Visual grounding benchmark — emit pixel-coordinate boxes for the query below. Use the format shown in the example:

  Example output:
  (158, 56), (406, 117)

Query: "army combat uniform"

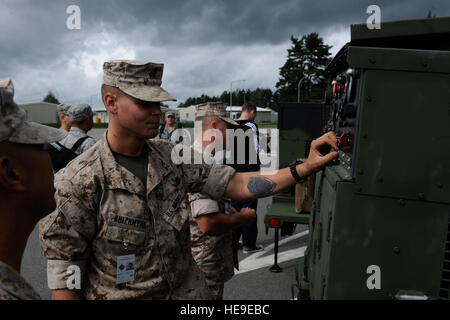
(56, 103), (71, 120)
(58, 127), (96, 155)
(158, 124), (178, 141)
(58, 104), (97, 155)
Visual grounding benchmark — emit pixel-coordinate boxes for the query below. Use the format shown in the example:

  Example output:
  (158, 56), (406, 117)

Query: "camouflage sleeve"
(154, 139), (236, 200)
(182, 163), (236, 200)
(39, 177), (98, 290)
(188, 193), (220, 218)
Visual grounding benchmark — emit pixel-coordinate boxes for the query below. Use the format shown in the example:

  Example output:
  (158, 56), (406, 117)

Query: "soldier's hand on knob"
(304, 131), (339, 174)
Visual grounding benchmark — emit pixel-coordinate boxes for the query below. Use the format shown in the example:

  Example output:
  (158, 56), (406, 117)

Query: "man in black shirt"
(229, 103), (263, 255)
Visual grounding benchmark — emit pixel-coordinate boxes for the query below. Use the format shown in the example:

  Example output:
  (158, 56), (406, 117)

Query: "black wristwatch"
(289, 159), (307, 183)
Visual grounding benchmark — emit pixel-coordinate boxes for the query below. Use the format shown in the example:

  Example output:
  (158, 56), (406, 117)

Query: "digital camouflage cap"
(68, 104), (95, 122)
(56, 104), (71, 117)
(0, 78), (67, 144)
(103, 60), (176, 102)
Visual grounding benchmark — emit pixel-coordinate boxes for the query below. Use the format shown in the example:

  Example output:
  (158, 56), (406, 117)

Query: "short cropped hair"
(194, 116), (216, 135)
(101, 84), (124, 104)
(242, 102), (256, 113)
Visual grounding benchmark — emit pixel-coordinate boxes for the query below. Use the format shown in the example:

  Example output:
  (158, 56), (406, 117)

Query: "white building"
(94, 106), (180, 124)
(226, 106), (277, 123)
(19, 102), (58, 123)
(178, 105), (197, 123)
(94, 110), (109, 123)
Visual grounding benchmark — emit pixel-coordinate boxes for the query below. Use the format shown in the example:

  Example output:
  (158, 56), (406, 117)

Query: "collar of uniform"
(98, 134), (145, 196)
(0, 260), (40, 300)
(98, 133), (171, 196)
(144, 139), (172, 195)
(69, 126), (87, 135)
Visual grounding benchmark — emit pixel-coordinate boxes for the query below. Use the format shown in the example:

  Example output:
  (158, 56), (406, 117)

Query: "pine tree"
(275, 33), (332, 103)
(426, 10), (436, 18)
(42, 91), (60, 104)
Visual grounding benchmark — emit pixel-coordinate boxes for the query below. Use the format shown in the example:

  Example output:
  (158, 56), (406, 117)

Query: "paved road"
(21, 128), (309, 300)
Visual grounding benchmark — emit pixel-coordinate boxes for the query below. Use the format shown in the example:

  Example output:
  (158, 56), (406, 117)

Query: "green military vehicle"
(265, 16), (450, 299)
(263, 102), (327, 272)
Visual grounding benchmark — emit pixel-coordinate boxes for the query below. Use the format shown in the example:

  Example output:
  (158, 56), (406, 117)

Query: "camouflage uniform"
(158, 111), (179, 141)
(0, 78), (66, 301)
(40, 135), (236, 300)
(56, 104), (71, 118)
(158, 124), (179, 141)
(188, 140), (234, 300)
(58, 104), (96, 155)
(58, 126), (96, 155)
(0, 261), (40, 300)
(40, 61), (237, 300)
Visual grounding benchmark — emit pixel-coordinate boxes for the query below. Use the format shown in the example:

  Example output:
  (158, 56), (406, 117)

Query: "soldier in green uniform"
(0, 78), (67, 300)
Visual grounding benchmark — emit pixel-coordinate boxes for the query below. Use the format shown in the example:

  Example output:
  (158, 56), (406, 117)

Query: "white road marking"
(235, 230), (309, 275)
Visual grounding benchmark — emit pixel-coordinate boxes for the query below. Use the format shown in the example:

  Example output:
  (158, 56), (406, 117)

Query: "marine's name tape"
(109, 214), (148, 231)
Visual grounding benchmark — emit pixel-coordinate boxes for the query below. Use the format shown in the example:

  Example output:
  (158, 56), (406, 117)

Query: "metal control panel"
(300, 16), (450, 300)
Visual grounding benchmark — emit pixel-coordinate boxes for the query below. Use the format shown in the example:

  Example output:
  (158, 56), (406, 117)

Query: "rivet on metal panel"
(369, 58), (376, 64)
(358, 169), (364, 175)
(362, 134), (368, 139)
(398, 199), (406, 206)
(418, 193), (425, 200)
(393, 247), (400, 254)
(421, 61), (428, 68)
(366, 96), (372, 102)
(436, 182), (443, 189)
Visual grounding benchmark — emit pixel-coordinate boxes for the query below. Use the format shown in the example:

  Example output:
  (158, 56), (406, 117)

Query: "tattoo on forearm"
(247, 177), (277, 196)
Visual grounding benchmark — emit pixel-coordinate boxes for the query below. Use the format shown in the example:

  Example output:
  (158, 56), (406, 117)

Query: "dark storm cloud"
(70, 0), (450, 45)
(1, 0), (450, 106)
(74, 0), (450, 43)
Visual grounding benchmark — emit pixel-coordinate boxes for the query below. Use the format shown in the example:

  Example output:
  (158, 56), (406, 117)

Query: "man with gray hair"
(56, 104), (72, 132)
(58, 103), (96, 155)
(0, 78), (67, 300)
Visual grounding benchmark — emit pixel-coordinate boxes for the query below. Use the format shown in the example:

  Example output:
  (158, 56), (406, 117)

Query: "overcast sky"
(1, 0), (449, 110)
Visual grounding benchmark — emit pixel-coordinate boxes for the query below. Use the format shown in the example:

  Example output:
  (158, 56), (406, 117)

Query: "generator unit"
(299, 17), (450, 299)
